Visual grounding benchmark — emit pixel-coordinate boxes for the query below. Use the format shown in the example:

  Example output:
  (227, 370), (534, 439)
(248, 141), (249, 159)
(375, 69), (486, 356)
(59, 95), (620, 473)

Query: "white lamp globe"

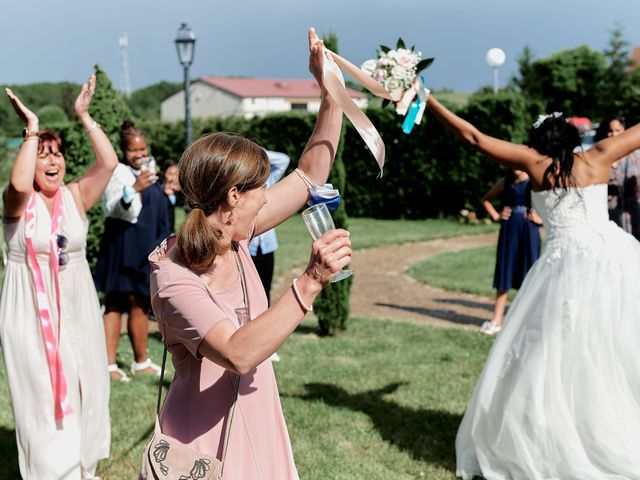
(486, 48), (506, 68)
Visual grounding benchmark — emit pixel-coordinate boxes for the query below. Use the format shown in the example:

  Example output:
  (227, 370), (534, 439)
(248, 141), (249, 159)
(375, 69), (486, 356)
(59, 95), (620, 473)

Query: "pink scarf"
(24, 189), (71, 421)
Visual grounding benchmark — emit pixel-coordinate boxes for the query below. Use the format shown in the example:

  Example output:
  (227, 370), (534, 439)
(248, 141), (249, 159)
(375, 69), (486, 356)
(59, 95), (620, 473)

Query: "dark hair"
(119, 119), (145, 153)
(161, 158), (178, 174)
(594, 116), (626, 142)
(37, 130), (65, 156)
(528, 115), (581, 189)
(176, 132), (270, 271)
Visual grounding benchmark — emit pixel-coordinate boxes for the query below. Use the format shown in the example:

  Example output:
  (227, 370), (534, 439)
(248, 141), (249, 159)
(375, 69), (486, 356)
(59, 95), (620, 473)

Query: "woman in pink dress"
(147, 29), (351, 479)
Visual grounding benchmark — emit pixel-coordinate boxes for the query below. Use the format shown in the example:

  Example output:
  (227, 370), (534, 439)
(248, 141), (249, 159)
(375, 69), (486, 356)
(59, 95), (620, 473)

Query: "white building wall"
(161, 83), (241, 121)
(161, 83), (369, 121)
(240, 97), (291, 118)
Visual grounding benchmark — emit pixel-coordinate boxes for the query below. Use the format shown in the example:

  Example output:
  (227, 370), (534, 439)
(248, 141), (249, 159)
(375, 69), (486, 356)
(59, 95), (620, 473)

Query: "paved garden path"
(272, 232), (500, 331)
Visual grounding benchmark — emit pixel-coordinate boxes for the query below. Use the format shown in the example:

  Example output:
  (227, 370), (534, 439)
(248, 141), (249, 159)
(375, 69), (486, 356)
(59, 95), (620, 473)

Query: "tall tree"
(61, 65), (132, 269)
(127, 81), (182, 119)
(313, 31), (353, 336)
(600, 24), (633, 118)
(517, 45), (606, 118)
(510, 45), (536, 92)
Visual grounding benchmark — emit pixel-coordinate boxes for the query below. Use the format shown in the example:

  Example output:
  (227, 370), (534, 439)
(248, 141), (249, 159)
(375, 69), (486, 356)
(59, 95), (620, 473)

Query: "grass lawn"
(0, 317), (493, 479)
(408, 245), (501, 298)
(0, 217), (499, 479)
(273, 216), (498, 279)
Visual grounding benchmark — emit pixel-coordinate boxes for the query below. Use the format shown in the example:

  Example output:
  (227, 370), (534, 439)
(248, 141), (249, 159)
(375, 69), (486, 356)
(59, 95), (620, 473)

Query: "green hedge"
(54, 84), (536, 271)
(342, 91), (535, 218)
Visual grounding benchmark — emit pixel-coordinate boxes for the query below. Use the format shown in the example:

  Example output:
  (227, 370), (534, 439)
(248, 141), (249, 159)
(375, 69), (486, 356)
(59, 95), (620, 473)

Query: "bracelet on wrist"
(22, 127), (39, 140)
(85, 120), (102, 134)
(292, 278), (313, 313)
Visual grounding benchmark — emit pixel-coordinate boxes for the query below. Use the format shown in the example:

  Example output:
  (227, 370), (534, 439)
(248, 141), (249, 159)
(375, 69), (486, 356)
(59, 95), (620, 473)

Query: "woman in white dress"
(425, 96), (640, 479)
(1, 77), (117, 479)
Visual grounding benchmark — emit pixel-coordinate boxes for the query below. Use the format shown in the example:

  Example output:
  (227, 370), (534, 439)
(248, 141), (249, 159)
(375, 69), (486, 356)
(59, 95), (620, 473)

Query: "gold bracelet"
(22, 127), (39, 140)
(292, 278), (313, 313)
(85, 120), (101, 134)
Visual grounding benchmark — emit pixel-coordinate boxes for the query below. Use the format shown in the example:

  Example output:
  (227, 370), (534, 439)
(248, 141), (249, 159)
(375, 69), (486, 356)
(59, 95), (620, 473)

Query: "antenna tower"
(119, 34), (131, 97)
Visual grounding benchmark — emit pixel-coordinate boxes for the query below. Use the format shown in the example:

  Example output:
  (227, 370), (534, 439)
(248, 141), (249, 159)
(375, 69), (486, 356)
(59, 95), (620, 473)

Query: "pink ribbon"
(25, 189), (71, 421)
(321, 49), (387, 175)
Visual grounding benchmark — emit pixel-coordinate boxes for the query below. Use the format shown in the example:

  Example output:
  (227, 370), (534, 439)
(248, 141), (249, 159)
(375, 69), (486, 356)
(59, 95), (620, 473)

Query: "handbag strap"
(154, 241), (250, 472)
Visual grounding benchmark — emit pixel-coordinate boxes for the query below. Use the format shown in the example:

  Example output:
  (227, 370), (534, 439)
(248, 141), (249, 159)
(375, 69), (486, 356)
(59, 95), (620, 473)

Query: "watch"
(22, 127), (39, 140)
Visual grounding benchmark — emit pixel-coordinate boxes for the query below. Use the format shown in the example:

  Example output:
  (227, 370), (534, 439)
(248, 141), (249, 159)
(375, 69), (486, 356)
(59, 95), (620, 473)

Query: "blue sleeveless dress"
(493, 179), (541, 291)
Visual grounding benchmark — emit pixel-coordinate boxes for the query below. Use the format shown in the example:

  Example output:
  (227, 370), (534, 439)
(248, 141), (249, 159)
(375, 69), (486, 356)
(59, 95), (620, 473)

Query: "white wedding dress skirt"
(456, 184), (640, 480)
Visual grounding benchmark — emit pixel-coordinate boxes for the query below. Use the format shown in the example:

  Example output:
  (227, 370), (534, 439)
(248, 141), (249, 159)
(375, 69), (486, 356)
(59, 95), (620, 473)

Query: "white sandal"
(108, 364), (131, 383)
(480, 321), (502, 336)
(131, 358), (161, 376)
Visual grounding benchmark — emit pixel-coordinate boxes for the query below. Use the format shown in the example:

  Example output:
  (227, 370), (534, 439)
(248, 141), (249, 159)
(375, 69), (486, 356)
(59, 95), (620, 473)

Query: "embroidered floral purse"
(140, 243), (247, 480)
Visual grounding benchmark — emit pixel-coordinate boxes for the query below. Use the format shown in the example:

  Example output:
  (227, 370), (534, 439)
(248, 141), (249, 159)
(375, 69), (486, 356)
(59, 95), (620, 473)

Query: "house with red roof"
(161, 76), (368, 121)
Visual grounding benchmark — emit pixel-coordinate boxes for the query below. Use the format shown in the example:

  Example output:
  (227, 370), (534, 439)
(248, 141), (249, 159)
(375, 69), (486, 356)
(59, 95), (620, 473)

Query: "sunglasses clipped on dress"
(57, 234), (69, 266)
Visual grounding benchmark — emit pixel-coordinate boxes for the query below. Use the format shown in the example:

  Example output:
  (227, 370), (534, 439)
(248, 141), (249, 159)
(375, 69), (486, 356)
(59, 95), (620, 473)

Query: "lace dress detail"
(456, 184), (640, 479)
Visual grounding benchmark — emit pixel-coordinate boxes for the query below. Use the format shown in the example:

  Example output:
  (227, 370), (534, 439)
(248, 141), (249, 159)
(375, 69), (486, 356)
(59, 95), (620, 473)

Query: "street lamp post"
(175, 23), (196, 148)
(485, 48), (506, 94)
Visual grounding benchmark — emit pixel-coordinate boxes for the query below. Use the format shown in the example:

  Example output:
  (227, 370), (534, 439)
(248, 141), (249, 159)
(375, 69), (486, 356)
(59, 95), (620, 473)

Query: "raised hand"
(75, 74), (96, 119)
(134, 170), (158, 192)
(308, 27), (327, 94)
(5, 88), (39, 130)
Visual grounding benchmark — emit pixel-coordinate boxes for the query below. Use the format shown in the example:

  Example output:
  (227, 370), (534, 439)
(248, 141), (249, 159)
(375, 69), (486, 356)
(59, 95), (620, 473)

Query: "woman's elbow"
(223, 348), (258, 375)
(462, 131), (482, 148)
(226, 356), (254, 375)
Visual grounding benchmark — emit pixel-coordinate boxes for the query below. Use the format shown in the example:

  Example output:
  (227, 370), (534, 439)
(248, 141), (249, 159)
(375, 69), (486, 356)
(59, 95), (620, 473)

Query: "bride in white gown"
(425, 97), (640, 479)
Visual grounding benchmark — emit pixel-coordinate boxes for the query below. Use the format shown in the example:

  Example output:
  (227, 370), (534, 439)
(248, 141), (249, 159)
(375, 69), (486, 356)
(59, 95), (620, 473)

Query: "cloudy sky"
(2, 0), (639, 93)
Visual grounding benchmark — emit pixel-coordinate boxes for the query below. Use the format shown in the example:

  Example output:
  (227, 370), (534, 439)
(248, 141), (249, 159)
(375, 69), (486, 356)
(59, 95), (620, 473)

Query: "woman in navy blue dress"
(94, 121), (171, 381)
(480, 169), (542, 335)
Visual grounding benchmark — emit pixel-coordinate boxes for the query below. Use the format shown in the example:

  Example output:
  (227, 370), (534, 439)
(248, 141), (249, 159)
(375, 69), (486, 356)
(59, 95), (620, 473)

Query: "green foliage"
(511, 26), (640, 125)
(0, 82), (80, 136)
(312, 31), (353, 336)
(127, 81), (181, 119)
(409, 245), (515, 300)
(0, 316), (493, 479)
(313, 127), (352, 335)
(342, 93), (528, 218)
(321, 31), (339, 54)
(523, 45), (606, 118)
(37, 105), (68, 127)
(0, 140), (9, 186)
(56, 65), (132, 270)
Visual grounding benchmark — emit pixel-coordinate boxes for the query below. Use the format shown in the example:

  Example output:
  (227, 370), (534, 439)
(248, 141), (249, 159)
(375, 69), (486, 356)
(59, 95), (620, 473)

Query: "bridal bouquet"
(360, 39), (433, 133)
(319, 37), (433, 174)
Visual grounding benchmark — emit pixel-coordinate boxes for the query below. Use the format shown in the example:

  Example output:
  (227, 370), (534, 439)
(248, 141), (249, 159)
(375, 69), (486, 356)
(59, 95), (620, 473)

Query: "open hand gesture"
(308, 27), (327, 94)
(75, 74), (96, 119)
(5, 88), (39, 129)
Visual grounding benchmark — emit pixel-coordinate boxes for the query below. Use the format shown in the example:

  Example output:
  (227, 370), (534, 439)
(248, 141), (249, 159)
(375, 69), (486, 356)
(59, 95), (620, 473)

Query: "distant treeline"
(0, 81), (180, 137)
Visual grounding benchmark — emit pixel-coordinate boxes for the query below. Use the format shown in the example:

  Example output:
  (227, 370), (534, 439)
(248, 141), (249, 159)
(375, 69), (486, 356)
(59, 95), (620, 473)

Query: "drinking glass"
(301, 203), (353, 282)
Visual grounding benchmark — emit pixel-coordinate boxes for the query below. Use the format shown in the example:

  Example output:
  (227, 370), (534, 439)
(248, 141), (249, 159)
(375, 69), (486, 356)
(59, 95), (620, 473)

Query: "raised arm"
(255, 28), (343, 235)
(427, 96), (542, 172)
(2, 89), (40, 219)
(201, 229), (351, 373)
(67, 75), (118, 212)
(589, 122), (640, 167)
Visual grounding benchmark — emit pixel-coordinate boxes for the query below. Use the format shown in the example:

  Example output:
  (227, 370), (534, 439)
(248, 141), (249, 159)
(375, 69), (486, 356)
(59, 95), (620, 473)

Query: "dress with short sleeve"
(148, 238), (299, 480)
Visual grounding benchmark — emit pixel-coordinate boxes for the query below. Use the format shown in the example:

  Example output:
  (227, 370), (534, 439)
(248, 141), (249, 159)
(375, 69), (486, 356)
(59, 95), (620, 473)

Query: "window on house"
(291, 103), (307, 110)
